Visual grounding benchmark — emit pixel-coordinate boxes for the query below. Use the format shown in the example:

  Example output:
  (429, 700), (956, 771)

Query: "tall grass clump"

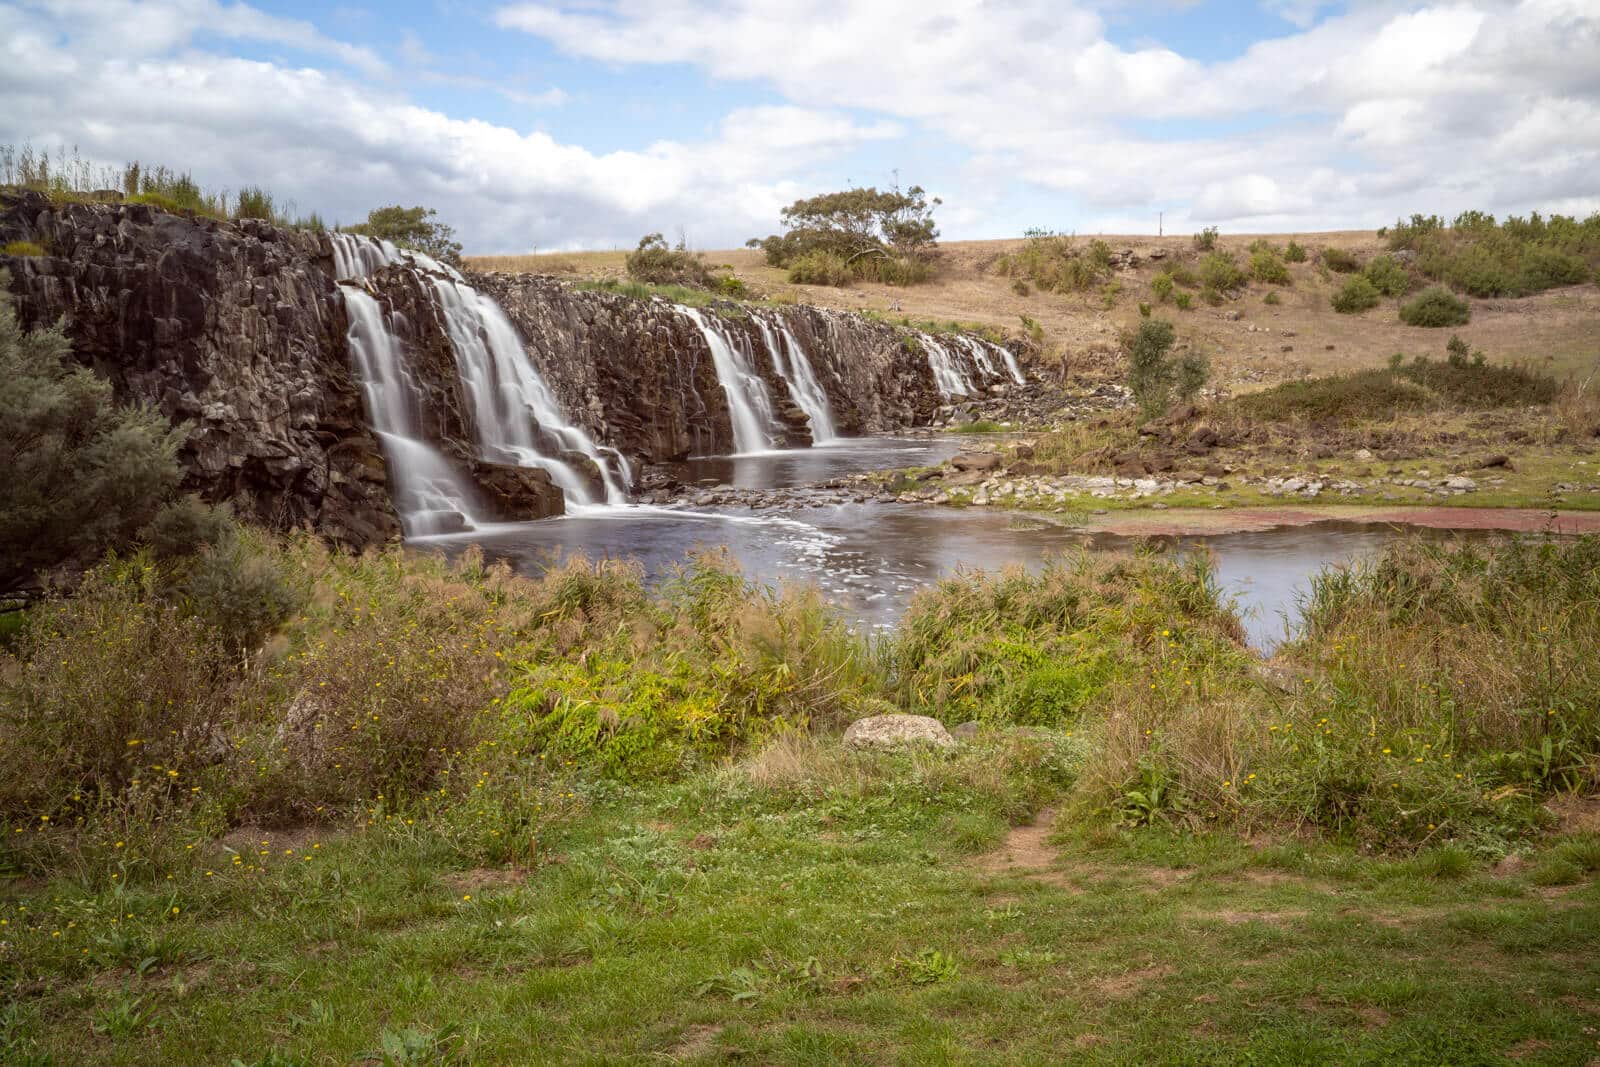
(889, 551), (1248, 731)
(992, 231), (1112, 294)
(1067, 536), (1600, 848)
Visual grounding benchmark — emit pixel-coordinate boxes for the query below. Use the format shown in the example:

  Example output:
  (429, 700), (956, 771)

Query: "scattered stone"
(951, 452), (1004, 472)
(843, 714), (956, 751)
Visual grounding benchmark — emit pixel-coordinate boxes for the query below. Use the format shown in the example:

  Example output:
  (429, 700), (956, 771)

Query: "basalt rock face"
(0, 190), (400, 545)
(469, 273), (949, 461)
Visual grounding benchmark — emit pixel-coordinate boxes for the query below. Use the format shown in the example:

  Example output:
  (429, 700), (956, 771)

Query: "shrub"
(1174, 292), (1193, 311)
(1323, 246), (1360, 273)
(345, 205), (463, 268)
(1193, 226), (1219, 251)
(1125, 318), (1180, 416)
(1200, 251), (1246, 292)
(1363, 254), (1410, 297)
(1331, 275), (1381, 314)
(787, 250), (852, 286)
(1175, 351), (1210, 402)
(1389, 209), (1600, 297)
(1399, 286), (1471, 327)
(2, 240), (44, 257)
(1236, 370), (1433, 423)
(1011, 278), (1029, 296)
(993, 230), (1109, 293)
(1150, 273), (1174, 303)
(0, 277), (185, 594)
(1284, 240), (1308, 263)
(626, 233), (712, 286)
(1263, 290), (1282, 306)
(0, 559), (237, 820)
(1249, 248), (1290, 285)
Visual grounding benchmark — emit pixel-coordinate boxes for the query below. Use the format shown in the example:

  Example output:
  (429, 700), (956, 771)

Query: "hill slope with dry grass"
(469, 231), (1600, 392)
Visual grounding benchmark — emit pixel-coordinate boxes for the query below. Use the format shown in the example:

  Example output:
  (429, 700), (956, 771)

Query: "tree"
(748, 183), (941, 285)
(625, 233), (712, 286)
(346, 205), (463, 267)
(1124, 318), (1207, 416)
(0, 274), (185, 594)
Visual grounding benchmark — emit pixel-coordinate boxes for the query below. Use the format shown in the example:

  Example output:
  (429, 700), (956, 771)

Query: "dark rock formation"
(0, 190), (400, 545)
(468, 274), (955, 461)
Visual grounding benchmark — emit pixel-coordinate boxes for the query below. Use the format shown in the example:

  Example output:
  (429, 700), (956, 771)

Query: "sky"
(2, 0), (1597, 254)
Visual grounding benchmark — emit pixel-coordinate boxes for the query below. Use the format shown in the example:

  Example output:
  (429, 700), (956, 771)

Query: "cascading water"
(753, 313), (837, 443)
(333, 232), (630, 510)
(338, 285), (484, 536)
(430, 277), (629, 506)
(918, 332), (977, 398)
(681, 306), (781, 454)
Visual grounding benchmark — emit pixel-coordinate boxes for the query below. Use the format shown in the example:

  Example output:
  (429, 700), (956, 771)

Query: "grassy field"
(3, 534), (1600, 1063)
(2, 750), (1596, 1064)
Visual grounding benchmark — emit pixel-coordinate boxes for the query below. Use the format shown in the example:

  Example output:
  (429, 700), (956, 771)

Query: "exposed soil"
(1081, 505), (1600, 538)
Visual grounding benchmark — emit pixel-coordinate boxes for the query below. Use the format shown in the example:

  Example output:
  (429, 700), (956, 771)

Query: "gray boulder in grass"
(842, 714), (956, 751)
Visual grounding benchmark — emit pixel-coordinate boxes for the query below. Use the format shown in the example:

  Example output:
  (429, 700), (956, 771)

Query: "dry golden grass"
(466, 232), (1600, 389)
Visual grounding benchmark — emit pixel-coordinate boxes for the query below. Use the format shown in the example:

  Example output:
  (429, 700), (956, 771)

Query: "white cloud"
(495, 0), (1600, 231)
(0, 1), (901, 251)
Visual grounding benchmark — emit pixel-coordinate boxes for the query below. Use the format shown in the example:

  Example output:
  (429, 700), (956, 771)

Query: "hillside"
(469, 232), (1600, 390)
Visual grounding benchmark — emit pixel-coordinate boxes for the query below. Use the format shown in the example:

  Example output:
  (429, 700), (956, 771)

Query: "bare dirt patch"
(444, 868), (528, 894)
(1197, 908), (1308, 925)
(971, 810), (1074, 886)
(1093, 963), (1176, 999)
(1547, 794), (1600, 835)
(669, 1024), (724, 1061)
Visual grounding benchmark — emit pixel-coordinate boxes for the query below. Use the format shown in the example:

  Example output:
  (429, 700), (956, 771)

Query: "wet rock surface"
(0, 190), (399, 545)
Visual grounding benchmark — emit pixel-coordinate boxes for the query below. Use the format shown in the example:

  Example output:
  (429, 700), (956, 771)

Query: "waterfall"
(430, 277), (629, 506)
(680, 306), (781, 454)
(338, 285), (484, 536)
(333, 232), (630, 510)
(918, 332), (976, 398)
(753, 313), (837, 444)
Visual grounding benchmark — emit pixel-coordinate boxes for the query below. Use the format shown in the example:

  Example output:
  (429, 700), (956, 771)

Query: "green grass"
(1235, 358), (1557, 423)
(948, 419), (1007, 434)
(1, 752), (1595, 1064)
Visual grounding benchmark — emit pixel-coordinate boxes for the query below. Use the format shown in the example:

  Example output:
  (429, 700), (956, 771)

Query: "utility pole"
(1158, 211), (1164, 237)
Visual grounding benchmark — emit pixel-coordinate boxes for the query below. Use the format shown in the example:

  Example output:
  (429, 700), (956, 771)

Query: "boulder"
(843, 714), (956, 751)
(951, 451), (1004, 472)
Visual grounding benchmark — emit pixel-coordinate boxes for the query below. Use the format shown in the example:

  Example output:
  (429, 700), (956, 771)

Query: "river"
(422, 437), (1501, 652)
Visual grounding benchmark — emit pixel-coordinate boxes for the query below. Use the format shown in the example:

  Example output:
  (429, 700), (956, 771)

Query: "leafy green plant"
(624, 233), (712, 286)
(1193, 226), (1218, 252)
(1399, 286), (1471, 327)
(365, 1024), (465, 1066)
(902, 948), (959, 984)
(1174, 292), (1193, 311)
(1200, 251), (1246, 292)
(1323, 246), (1360, 273)
(345, 205), (463, 267)
(1263, 290), (1281, 306)
(1150, 273), (1174, 303)
(1363, 254), (1410, 297)
(1249, 247), (1290, 285)
(1284, 240), (1308, 263)
(1331, 275), (1380, 314)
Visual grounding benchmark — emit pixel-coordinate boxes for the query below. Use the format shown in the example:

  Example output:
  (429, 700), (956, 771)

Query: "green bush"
(993, 231), (1109, 293)
(1284, 240), (1308, 263)
(1363, 254), (1410, 297)
(1193, 226), (1219, 252)
(625, 233), (712, 286)
(344, 205), (463, 268)
(1200, 251), (1246, 292)
(1249, 248), (1290, 285)
(787, 250), (852, 286)
(1389, 209), (1600, 297)
(1174, 292), (1193, 311)
(1121, 318), (1204, 416)
(750, 184), (939, 287)
(1150, 273), (1174, 303)
(1399, 286), (1471, 327)
(1322, 246), (1360, 273)
(233, 186), (275, 221)
(1236, 370), (1433, 423)
(1263, 291), (1282, 306)
(0, 277), (185, 594)
(1331, 275), (1381, 314)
